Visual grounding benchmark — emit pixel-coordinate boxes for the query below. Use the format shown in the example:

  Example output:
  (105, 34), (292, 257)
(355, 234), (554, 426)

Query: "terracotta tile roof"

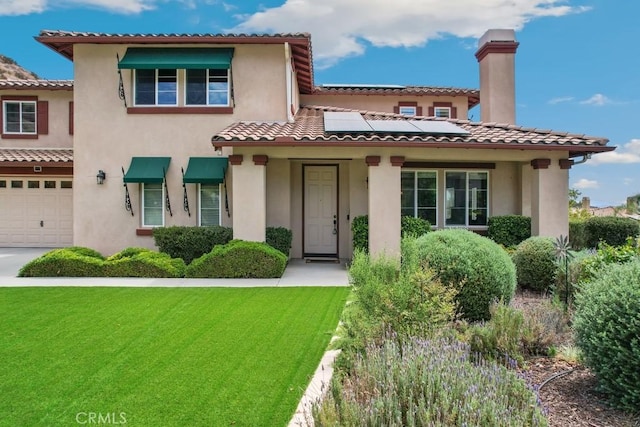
(0, 148), (73, 163)
(313, 85), (480, 108)
(0, 79), (73, 90)
(36, 30), (314, 94)
(212, 106), (612, 155)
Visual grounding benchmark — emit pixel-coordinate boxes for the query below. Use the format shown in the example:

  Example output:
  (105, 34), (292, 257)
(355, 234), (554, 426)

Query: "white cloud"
(580, 93), (612, 106)
(0, 0), (46, 15)
(548, 96), (574, 105)
(0, 0), (156, 15)
(232, 0), (589, 67)
(624, 178), (634, 186)
(589, 139), (640, 165)
(573, 178), (599, 190)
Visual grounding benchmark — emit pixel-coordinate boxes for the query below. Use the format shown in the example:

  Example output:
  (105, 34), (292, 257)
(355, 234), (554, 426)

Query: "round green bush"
(414, 229), (516, 322)
(186, 240), (287, 278)
(18, 248), (104, 277)
(104, 251), (186, 278)
(512, 236), (558, 292)
(573, 260), (640, 412)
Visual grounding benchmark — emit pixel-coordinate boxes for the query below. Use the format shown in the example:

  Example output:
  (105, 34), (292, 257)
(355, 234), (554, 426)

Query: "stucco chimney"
(475, 29), (519, 124)
(582, 197), (591, 210)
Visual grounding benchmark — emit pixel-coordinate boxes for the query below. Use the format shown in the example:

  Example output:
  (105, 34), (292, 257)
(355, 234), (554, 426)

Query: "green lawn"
(0, 287), (348, 427)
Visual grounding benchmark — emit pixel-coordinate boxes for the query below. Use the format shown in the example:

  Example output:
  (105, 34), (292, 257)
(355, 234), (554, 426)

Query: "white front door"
(304, 165), (337, 256)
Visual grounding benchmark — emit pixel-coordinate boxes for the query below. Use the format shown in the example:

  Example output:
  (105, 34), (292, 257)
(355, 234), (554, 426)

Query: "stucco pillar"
(530, 158), (569, 238)
(520, 163), (532, 216)
(231, 154), (267, 242)
(367, 155), (403, 258)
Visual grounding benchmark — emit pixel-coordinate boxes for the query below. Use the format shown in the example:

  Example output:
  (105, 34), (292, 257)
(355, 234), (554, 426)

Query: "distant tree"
(569, 188), (582, 208)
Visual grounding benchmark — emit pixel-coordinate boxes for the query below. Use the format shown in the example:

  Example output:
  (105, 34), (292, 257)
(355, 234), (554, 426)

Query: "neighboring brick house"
(0, 29), (613, 257)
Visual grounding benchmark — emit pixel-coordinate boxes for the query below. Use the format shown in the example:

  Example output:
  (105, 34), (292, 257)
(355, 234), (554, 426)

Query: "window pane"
(435, 107), (451, 118)
(135, 70), (155, 105)
(0, 180), (6, 188)
(11, 181), (23, 188)
(445, 172), (466, 226)
(3, 101), (36, 134)
(208, 69), (229, 106)
(399, 106), (416, 116)
(61, 181), (73, 189)
(401, 172), (415, 215)
(186, 69), (206, 105)
(468, 172), (488, 225)
(157, 69), (177, 105)
(200, 184), (220, 226)
(44, 181), (56, 189)
(143, 183), (163, 226)
(28, 181), (40, 188)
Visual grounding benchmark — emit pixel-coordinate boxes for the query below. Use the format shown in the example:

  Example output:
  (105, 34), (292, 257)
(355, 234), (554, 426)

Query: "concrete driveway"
(0, 247), (52, 279)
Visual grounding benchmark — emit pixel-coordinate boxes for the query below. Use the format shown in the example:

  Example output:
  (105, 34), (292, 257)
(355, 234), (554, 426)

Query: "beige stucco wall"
(300, 94), (469, 119)
(531, 154), (569, 238)
(0, 89), (73, 149)
(72, 43), (289, 255)
(491, 162), (520, 216)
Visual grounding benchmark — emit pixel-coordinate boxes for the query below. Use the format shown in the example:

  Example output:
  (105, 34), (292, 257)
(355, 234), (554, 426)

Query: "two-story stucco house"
(0, 29), (613, 258)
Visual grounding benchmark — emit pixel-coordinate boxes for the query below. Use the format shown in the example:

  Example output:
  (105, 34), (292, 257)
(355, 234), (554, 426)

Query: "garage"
(0, 177), (73, 247)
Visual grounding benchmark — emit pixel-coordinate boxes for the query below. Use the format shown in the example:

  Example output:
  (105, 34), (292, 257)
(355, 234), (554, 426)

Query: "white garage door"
(0, 177), (73, 247)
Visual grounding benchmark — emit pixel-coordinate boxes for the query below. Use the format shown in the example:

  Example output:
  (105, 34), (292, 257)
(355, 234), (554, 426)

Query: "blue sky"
(1, 0), (637, 207)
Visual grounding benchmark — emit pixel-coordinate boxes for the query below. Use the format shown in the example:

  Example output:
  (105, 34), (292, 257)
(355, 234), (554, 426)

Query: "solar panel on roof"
(408, 120), (470, 135)
(367, 120), (422, 133)
(324, 112), (373, 132)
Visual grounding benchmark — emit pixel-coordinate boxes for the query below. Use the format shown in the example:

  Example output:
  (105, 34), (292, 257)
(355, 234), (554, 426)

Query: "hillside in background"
(0, 55), (39, 79)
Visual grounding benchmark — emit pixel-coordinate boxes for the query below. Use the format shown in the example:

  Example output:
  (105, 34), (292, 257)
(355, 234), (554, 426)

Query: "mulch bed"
(512, 292), (639, 427)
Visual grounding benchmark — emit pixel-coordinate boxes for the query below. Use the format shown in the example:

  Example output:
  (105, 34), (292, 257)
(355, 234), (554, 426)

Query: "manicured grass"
(0, 287), (349, 426)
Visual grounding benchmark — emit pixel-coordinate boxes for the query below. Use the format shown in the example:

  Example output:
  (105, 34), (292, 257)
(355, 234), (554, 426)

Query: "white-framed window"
(2, 100), (36, 134)
(142, 183), (164, 227)
(434, 106), (451, 118)
(445, 171), (489, 226)
(199, 184), (221, 226)
(398, 105), (417, 116)
(401, 170), (438, 226)
(185, 69), (230, 106)
(134, 69), (178, 106)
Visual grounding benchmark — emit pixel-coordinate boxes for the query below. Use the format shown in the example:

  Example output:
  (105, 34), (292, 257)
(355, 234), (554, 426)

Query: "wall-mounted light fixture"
(96, 170), (106, 185)
(214, 146), (223, 156)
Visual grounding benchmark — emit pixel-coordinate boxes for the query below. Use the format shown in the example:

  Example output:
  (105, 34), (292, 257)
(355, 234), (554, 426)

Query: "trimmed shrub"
(351, 215), (431, 253)
(579, 239), (640, 282)
(553, 249), (592, 304)
(186, 240), (286, 278)
(314, 335), (547, 426)
(62, 246), (105, 260)
(487, 215), (531, 248)
(104, 250), (186, 278)
(18, 248), (104, 277)
(569, 219), (588, 250)
(265, 226), (292, 257)
(351, 215), (368, 253)
(153, 225), (233, 264)
(413, 229), (516, 322)
(584, 216), (640, 248)
(401, 216), (432, 237)
(573, 260), (640, 412)
(512, 236), (558, 292)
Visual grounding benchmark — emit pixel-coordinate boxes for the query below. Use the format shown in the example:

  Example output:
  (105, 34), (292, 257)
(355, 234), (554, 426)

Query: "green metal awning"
(118, 48), (234, 70)
(183, 157), (228, 185)
(123, 157), (171, 183)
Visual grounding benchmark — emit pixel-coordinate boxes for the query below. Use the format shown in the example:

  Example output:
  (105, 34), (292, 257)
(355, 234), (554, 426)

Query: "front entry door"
(304, 165), (338, 256)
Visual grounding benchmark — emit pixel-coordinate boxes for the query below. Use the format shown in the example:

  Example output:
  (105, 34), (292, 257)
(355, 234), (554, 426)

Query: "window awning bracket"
(122, 166), (134, 216)
(164, 167), (173, 217)
(116, 54), (128, 108)
(181, 167), (191, 217)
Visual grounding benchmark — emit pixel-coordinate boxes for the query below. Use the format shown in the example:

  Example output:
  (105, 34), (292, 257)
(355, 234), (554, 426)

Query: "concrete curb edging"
(288, 349), (341, 427)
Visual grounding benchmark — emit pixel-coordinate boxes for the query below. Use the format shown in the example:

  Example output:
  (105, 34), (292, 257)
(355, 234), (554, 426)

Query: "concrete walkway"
(0, 248), (350, 287)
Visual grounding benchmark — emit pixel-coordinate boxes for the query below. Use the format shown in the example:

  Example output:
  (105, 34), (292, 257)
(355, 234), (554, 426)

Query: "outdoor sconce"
(96, 170), (106, 185)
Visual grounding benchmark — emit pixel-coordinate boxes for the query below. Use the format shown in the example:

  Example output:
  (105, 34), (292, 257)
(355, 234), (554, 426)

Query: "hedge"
(153, 226), (233, 264)
(487, 215), (531, 248)
(584, 216), (639, 248)
(186, 240), (287, 278)
(352, 215), (431, 253)
(265, 226), (293, 257)
(19, 248), (105, 277)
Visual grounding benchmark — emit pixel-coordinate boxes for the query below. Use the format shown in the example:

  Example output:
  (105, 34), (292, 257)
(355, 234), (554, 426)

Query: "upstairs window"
(134, 69), (177, 106)
(394, 101), (422, 116)
(186, 69), (230, 106)
(2, 100), (36, 134)
(434, 106), (451, 118)
(398, 105), (417, 116)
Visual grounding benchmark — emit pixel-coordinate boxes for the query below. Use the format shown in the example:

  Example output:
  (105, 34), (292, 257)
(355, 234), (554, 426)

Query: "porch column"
(520, 163), (532, 216)
(367, 155), (403, 258)
(530, 158), (569, 238)
(231, 154), (268, 242)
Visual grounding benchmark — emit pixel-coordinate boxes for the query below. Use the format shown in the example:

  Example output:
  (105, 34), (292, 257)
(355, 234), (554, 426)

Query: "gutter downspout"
(572, 153), (592, 165)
